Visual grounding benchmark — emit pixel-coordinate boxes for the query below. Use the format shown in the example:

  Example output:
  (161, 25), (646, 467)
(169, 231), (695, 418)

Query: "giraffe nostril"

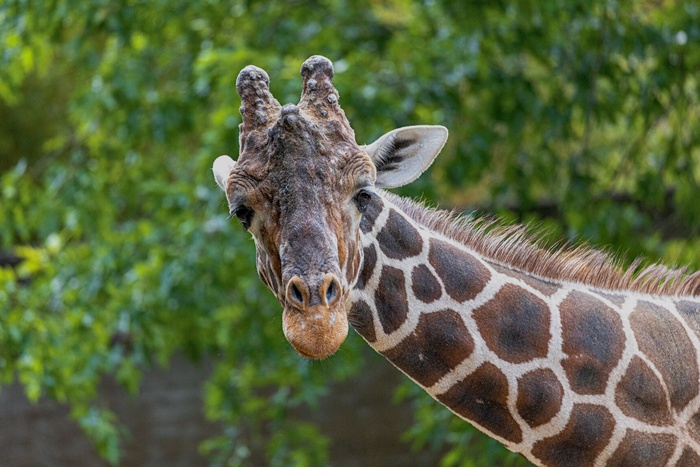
(286, 276), (309, 309)
(322, 274), (342, 306)
(326, 279), (337, 304)
(287, 275), (341, 309)
(290, 283), (304, 304)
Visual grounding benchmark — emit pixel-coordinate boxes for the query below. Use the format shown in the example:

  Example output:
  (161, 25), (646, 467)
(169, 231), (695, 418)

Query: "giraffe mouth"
(282, 304), (349, 360)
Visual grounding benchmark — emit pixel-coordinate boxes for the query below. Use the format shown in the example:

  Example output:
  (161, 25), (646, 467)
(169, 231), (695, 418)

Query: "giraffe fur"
(212, 55), (700, 466)
(350, 193), (700, 465)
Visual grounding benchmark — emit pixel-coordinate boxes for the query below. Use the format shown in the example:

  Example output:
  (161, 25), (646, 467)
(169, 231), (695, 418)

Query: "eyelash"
(229, 206), (254, 229)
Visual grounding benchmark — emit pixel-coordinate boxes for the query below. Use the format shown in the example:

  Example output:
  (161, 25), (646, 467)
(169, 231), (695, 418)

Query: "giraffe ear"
(363, 125), (448, 188)
(212, 155), (236, 192)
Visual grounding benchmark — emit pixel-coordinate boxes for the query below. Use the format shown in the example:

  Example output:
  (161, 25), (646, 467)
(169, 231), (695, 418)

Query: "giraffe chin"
(282, 305), (349, 360)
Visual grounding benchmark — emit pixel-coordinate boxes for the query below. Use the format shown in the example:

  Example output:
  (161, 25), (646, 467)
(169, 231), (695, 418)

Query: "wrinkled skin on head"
(230, 109), (376, 359)
(213, 56), (447, 359)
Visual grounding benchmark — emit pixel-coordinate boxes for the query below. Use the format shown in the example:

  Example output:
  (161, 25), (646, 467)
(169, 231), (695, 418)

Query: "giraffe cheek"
(282, 305), (349, 360)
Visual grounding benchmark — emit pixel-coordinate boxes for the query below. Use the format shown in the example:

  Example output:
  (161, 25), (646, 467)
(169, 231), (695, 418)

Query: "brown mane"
(385, 191), (700, 297)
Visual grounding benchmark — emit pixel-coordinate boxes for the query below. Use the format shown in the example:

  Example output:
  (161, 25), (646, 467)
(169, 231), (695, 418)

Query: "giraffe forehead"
(234, 138), (370, 214)
(239, 103), (360, 172)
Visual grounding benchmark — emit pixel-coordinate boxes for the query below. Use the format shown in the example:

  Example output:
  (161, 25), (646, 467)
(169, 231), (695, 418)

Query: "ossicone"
(236, 64), (281, 133)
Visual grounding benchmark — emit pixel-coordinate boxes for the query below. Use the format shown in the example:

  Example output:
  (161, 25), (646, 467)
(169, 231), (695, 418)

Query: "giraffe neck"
(347, 193), (700, 466)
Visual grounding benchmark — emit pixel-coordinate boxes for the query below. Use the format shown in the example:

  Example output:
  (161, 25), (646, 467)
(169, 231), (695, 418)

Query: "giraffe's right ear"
(212, 155), (236, 192)
(363, 125), (448, 189)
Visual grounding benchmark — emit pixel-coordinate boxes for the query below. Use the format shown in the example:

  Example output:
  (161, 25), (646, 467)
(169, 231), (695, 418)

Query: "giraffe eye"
(355, 190), (372, 213)
(229, 205), (254, 229)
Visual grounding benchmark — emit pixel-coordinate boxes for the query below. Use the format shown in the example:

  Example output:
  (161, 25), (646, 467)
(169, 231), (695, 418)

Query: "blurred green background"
(1, 0), (699, 465)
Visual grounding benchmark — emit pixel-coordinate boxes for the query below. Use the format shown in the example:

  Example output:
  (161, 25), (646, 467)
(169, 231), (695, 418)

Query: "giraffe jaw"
(282, 304), (349, 360)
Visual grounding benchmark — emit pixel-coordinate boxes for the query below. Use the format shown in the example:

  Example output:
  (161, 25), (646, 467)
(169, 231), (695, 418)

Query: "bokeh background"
(1, 0), (699, 465)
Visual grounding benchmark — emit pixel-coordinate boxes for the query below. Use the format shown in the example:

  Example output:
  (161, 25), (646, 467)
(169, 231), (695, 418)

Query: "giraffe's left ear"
(363, 125), (448, 188)
(212, 155), (236, 192)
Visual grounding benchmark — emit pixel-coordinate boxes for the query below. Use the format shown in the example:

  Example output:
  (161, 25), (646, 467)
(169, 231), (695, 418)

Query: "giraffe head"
(213, 56), (447, 359)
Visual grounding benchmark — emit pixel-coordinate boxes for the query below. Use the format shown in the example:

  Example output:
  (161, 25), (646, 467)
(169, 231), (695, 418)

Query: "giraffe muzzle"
(282, 273), (349, 359)
(285, 273), (342, 309)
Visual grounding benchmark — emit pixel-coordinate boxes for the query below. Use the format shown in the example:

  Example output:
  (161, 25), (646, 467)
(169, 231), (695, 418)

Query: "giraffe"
(212, 55), (700, 466)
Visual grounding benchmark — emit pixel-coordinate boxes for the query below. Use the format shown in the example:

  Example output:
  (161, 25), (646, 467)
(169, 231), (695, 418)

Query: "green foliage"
(1, 0), (699, 465)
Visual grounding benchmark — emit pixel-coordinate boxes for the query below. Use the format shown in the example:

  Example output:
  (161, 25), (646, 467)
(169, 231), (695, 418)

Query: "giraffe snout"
(285, 273), (343, 311)
(282, 273), (348, 359)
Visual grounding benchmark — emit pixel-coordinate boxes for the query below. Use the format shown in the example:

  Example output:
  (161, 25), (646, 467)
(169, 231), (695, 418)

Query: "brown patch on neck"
(348, 299), (376, 343)
(532, 403), (615, 466)
(472, 283), (550, 364)
(615, 356), (673, 426)
(516, 368), (563, 428)
(376, 209), (423, 259)
(427, 238), (490, 302)
(608, 430), (677, 466)
(560, 291), (625, 395)
(677, 300), (700, 339)
(355, 244), (377, 290)
(437, 362), (523, 444)
(631, 301), (699, 411)
(678, 446), (700, 466)
(381, 308), (474, 387)
(375, 265), (409, 334)
(360, 195), (383, 233)
(411, 264), (442, 303)
(690, 411), (700, 440)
